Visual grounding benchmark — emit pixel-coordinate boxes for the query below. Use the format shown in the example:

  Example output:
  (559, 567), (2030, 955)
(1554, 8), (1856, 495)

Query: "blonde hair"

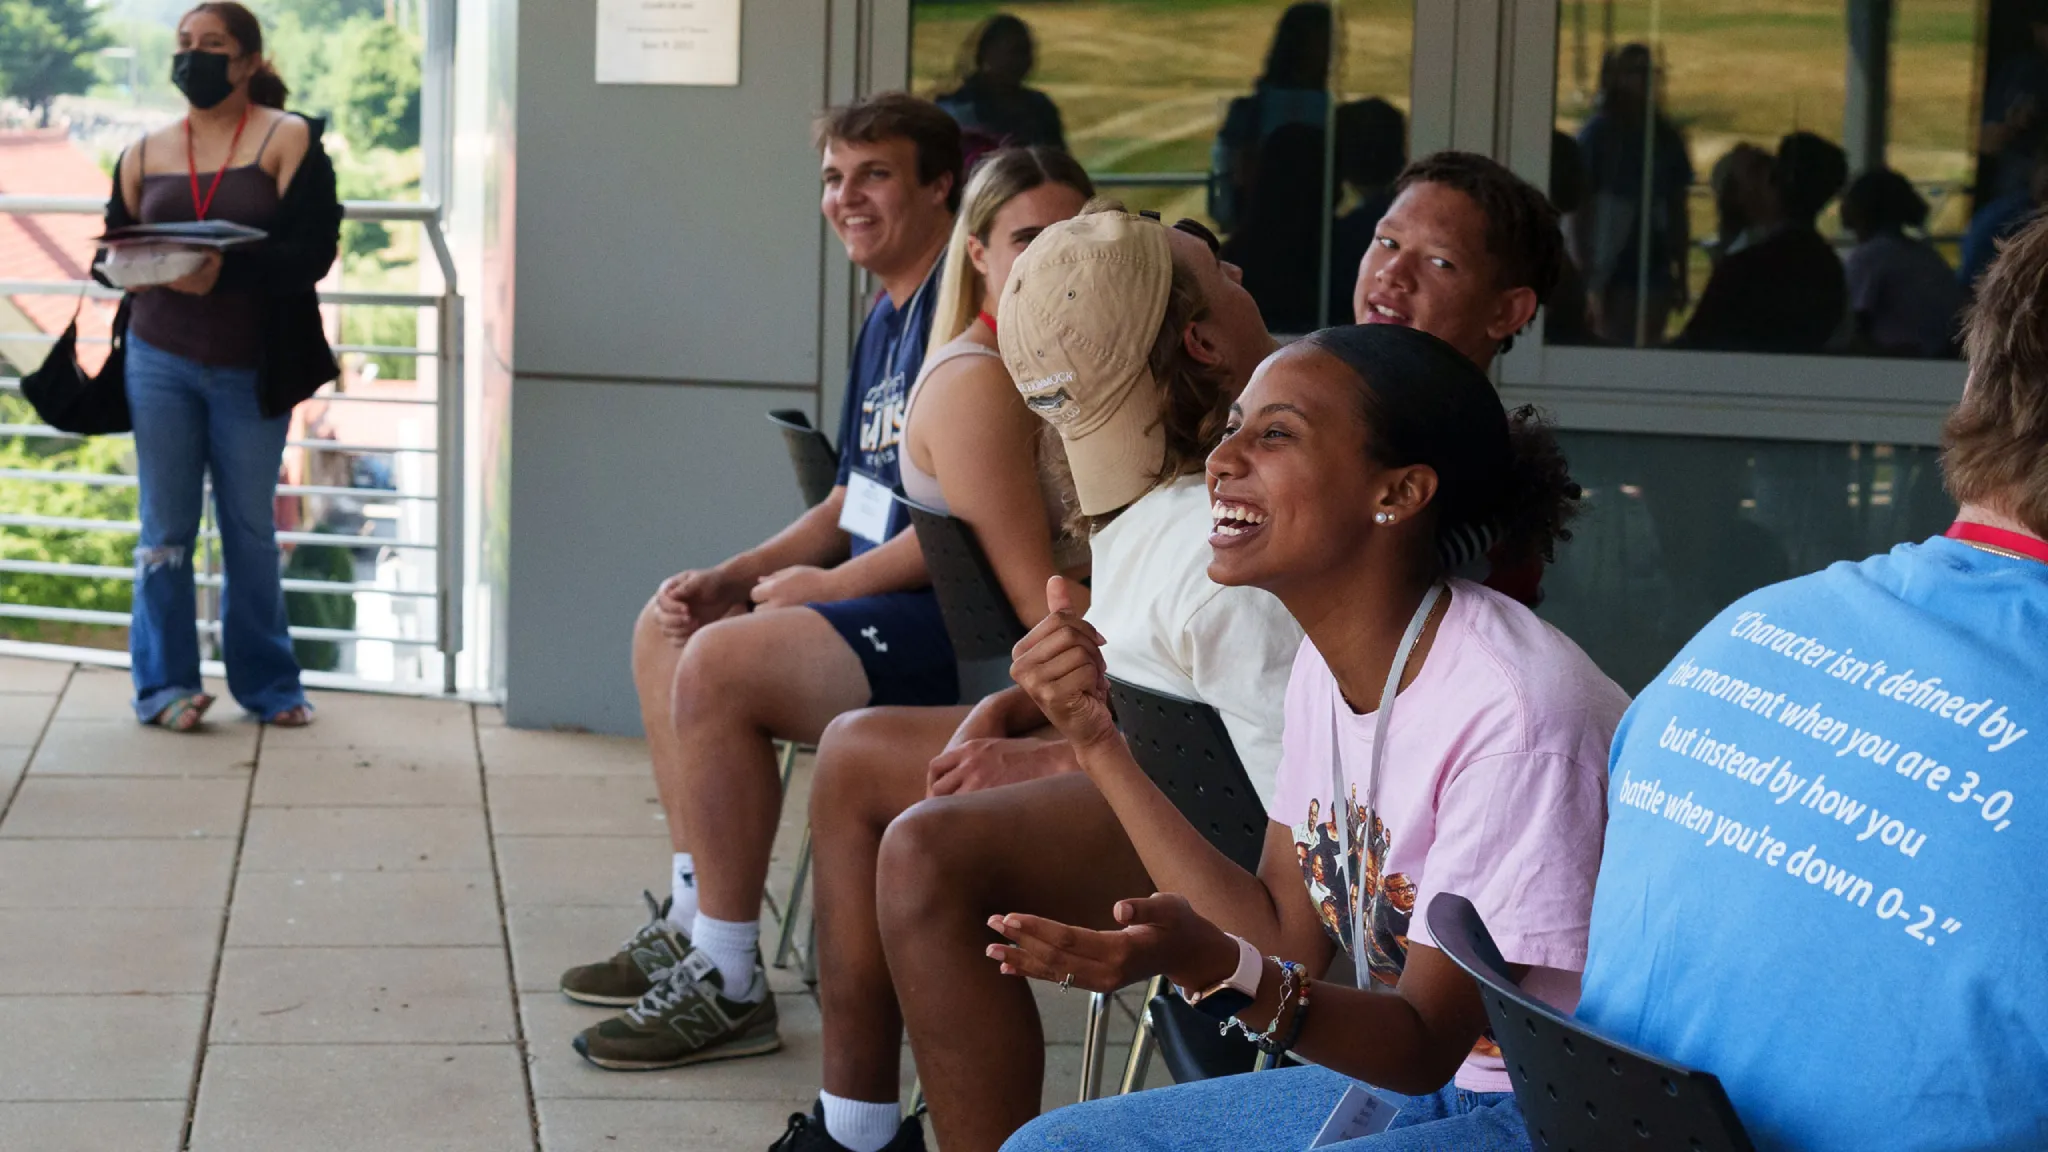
(927, 146), (1095, 361)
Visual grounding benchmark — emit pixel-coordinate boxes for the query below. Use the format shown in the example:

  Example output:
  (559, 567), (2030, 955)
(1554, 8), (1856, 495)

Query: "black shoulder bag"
(20, 292), (134, 435)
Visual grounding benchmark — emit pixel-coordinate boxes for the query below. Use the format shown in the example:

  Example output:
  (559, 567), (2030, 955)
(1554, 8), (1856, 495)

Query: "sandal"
(150, 693), (214, 732)
(266, 704), (314, 728)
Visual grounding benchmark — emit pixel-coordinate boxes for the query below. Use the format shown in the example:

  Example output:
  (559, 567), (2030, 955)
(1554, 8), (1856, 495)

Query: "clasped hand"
(1009, 575), (1118, 751)
(653, 566), (751, 646)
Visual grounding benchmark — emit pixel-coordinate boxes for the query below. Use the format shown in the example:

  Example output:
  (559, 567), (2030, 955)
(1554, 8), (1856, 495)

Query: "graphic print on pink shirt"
(1268, 580), (1630, 1091)
(1292, 789), (1411, 990)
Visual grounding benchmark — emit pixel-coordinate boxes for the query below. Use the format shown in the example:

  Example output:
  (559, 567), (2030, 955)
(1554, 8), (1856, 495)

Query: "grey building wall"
(457, 0), (877, 732)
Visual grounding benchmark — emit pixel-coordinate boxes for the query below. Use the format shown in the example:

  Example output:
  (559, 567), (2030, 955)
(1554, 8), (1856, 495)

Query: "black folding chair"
(766, 409), (839, 510)
(1425, 893), (1758, 1152)
(1101, 676), (1271, 1100)
(897, 495), (1029, 702)
(762, 409), (838, 979)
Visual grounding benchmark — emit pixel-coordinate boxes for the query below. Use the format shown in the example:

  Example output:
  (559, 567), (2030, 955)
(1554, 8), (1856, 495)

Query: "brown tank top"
(129, 123), (285, 369)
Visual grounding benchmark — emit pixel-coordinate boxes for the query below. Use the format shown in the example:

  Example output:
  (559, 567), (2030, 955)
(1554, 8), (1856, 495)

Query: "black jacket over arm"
(98, 114), (344, 418)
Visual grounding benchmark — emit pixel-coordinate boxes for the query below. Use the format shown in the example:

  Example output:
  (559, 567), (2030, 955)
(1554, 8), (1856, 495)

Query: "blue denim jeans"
(124, 335), (306, 722)
(1001, 1065), (1529, 1152)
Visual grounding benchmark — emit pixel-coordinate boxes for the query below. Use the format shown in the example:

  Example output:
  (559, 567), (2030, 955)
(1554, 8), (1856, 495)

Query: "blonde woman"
(901, 145), (1097, 622)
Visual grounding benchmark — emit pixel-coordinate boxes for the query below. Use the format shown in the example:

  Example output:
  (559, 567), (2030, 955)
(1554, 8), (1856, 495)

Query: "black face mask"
(171, 50), (235, 110)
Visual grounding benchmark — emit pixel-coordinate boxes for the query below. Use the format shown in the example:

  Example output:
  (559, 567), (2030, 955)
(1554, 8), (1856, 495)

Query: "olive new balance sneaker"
(571, 948), (781, 1070)
(559, 891), (690, 1007)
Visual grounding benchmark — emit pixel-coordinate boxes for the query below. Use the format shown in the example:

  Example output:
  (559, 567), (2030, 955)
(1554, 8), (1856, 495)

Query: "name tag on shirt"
(1309, 1084), (1399, 1147)
(839, 470), (895, 546)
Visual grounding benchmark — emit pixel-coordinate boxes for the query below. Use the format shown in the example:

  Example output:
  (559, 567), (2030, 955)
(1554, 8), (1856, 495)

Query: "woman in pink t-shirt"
(991, 323), (1629, 1152)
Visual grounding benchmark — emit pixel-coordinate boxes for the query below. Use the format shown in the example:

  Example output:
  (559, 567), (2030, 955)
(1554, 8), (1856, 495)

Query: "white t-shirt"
(1084, 473), (1302, 803)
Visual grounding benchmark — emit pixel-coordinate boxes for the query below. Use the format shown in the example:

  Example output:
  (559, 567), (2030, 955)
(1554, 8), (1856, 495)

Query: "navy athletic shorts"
(809, 589), (959, 707)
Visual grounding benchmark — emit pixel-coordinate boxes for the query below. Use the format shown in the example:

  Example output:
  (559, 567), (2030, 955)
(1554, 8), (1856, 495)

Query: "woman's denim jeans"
(124, 335), (306, 722)
(1001, 1064), (1530, 1152)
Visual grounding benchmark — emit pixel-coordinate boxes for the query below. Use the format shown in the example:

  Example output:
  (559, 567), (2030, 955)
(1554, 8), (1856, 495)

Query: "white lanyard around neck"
(1330, 580), (1444, 986)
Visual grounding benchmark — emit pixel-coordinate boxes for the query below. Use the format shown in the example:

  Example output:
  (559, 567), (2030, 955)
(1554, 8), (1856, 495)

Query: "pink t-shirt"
(1269, 580), (1629, 1092)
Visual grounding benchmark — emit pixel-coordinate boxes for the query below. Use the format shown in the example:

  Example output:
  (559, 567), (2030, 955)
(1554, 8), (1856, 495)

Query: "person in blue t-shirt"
(555, 93), (964, 1071)
(1577, 213), (2048, 1152)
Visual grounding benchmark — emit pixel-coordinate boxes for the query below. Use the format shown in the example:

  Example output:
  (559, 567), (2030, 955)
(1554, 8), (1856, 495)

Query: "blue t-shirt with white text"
(1579, 537), (2048, 1151)
(832, 260), (941, 556)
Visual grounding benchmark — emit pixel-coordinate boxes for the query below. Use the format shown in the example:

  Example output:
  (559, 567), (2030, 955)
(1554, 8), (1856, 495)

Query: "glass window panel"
(1536, 431), (1956, 692)
(910, 0), (1412, 332)
(1547, 0), (1991, 359)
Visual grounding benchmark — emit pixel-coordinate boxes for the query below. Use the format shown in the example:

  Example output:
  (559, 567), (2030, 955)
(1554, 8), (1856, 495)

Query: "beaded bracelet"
(1264, 966), (1313, 1056)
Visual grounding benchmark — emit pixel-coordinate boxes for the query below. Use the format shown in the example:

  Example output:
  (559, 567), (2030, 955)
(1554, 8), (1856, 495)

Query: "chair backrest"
(1105, 675), (1265, 874)
(1110, 676), (1269, 1086)
(766, 409), (839, 510)
(1424, 893), (1757, 1152)
(897, 495), (1027, 701)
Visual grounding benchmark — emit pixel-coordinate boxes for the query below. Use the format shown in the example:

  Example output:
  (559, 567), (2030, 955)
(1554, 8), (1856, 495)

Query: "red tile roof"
(0, 128), (116, 371)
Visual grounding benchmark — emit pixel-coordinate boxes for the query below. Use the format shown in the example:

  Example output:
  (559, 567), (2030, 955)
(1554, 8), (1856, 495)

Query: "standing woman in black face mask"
(100, 1), (341, 731)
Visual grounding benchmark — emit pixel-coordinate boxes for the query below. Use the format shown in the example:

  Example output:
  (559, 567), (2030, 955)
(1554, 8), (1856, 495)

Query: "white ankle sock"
(689, 913), (762, 1000)
(667, 853), (698, 927)
(820, 1091), (900, 1152)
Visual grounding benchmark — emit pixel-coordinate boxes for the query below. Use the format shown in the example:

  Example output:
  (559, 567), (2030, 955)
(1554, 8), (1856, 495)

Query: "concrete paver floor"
(0, 658), (1142, 1151)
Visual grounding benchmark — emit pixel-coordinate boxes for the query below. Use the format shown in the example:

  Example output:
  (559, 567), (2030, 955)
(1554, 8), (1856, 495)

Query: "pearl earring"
(1375, 512), (1394, 525)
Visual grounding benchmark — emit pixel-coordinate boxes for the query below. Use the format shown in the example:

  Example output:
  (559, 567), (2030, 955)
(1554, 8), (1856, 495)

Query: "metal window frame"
(1457, 0), (1966, 448)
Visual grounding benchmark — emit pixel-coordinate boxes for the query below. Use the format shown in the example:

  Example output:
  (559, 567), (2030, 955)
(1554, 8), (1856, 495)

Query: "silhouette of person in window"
(1840, 169), (1965, 358)
(935, 15), (1066, 152)
(1546, 129), (1596, 344)
(1674, 132), (1848, 354)
(1961, 147), (2048, 290)
(1980, 1), (2048, 201)
(1209, 2), (1331, 233)
(1220, 122), (1329, 334)
(1573, 43), (1693, 346)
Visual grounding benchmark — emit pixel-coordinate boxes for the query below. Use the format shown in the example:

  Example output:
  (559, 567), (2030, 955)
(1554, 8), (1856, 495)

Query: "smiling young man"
(556, 92), (962, 1072)
(1352, 152), (1563, 373)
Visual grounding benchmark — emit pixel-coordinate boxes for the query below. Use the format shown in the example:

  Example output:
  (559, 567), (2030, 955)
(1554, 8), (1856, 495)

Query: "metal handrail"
(0, 556), (436, 598)
(0, 468), (434, 502)
(0, 425), (435, 455)
(0, 194), (465, 690)
(0, 602), (436, 646)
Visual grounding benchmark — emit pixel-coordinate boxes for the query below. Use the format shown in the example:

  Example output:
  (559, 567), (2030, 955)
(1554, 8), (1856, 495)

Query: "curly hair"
(1497, 406), (1582, 568)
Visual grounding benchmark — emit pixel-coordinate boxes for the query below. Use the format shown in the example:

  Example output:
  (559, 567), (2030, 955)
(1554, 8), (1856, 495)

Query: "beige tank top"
(902, 335), (1089, 571)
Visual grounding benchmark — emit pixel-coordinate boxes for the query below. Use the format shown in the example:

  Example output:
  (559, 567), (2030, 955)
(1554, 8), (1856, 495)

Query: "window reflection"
(1537, 433), (1956, 692)
(911, 0), (1414, 333)
(1549, 0), (1996, 359)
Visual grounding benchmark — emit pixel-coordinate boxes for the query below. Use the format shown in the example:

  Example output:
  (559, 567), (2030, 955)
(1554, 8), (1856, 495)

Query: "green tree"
(0, 0), (112, 126)
(333, 16), (420, 151)
(0, 398), (136, 648)
(264, 0), (385, 26)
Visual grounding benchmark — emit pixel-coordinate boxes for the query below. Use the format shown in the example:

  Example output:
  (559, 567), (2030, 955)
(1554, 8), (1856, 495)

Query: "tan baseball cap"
(997, 209), (1174, 515)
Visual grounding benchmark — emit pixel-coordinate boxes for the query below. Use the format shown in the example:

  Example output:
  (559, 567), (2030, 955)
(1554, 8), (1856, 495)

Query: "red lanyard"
(979, 310), (998, 335)
(186, 105), (251, 222)
(1946, 520), (2048, 564)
